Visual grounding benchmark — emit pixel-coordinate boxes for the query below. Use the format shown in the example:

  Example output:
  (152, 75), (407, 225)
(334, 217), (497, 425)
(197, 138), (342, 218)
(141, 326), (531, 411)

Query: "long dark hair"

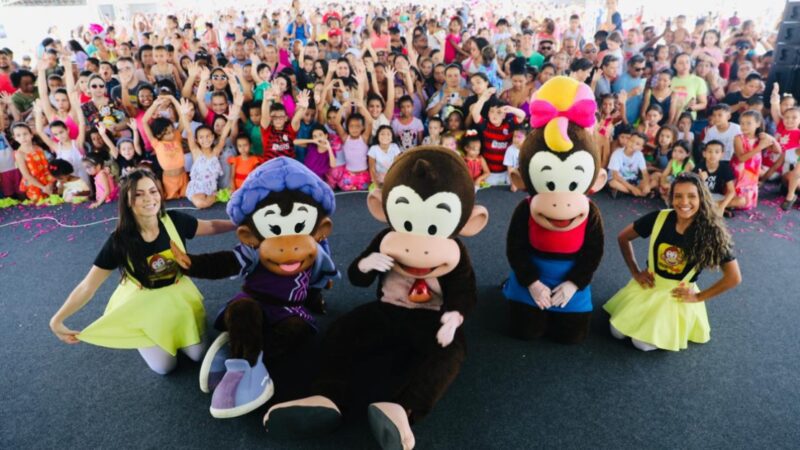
(111, 169), (166, 287)
(668, 172), (733, 270)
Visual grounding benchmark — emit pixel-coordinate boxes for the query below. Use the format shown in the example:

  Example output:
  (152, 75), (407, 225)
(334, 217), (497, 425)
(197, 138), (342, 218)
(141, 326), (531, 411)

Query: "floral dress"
(186, 153), (223, 198)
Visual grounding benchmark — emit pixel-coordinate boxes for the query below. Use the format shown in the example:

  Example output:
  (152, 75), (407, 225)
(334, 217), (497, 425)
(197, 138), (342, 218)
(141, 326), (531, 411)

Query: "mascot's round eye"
(269, 225), (281, 235)
(569, 181), (578, 191)
(428, 225), (437, 235)
(546, 181), (556, 191)
(404, 220), (413, 232)
(294, 221), (305, 233)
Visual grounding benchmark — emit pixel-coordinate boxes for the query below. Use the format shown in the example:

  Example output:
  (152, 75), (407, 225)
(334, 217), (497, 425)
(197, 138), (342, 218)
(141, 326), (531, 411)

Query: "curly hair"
(668, 172), (733, 270)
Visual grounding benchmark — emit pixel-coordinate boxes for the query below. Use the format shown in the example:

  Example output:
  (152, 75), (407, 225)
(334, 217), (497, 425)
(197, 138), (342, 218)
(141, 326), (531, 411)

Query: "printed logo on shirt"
(147, 250), (179, 282)
(657, 243), (687, 275)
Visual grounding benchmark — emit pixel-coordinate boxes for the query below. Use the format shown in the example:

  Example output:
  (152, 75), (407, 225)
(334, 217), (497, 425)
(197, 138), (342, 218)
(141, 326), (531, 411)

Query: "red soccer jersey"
(476, 116), (519, 173)
(260, 124), (297, 161)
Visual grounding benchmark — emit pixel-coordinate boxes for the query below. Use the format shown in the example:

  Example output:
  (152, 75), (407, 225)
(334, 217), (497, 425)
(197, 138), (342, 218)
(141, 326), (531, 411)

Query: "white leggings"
(138, 340), (206, 375)
(609, 323), (658, 352)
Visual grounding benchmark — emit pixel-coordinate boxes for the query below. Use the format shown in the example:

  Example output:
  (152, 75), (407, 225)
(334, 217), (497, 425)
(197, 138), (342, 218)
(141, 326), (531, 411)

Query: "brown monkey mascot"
(264, 147), (489, 450)
(504, 76), (607, 344)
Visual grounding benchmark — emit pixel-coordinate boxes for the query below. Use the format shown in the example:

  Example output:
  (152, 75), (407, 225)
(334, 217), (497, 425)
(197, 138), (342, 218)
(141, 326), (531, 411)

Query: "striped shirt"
(476, 117), (519, 173)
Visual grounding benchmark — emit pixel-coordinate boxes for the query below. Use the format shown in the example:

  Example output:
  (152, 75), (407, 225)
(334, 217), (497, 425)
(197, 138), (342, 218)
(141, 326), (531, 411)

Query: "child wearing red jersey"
(470, 88), (526, 186)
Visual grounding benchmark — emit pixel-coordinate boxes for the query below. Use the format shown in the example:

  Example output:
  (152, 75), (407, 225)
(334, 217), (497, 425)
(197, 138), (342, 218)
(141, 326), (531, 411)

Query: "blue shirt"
(613, 72), (646, 125)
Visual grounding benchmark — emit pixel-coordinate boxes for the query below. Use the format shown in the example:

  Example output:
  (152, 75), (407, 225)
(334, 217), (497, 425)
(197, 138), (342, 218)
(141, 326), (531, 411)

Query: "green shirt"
(670, 75), (708, 119)
(517, 50), (545, 70)
(243, 119), (264, 156)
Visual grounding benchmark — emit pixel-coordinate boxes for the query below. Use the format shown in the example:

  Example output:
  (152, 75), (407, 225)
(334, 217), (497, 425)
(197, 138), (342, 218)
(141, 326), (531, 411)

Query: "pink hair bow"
(529, 98), (597, 129)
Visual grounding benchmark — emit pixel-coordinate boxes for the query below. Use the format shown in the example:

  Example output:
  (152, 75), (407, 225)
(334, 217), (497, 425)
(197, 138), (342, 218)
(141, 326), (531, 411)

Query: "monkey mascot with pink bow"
(504, 76), (607, 344)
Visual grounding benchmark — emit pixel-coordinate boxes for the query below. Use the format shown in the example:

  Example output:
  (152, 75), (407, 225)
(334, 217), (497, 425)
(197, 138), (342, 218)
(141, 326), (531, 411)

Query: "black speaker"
(768, 1), (800, 102)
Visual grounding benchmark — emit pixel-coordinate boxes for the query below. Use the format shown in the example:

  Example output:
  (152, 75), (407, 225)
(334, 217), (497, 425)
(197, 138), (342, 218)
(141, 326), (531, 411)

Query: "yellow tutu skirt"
(78, 276), (205, 356)
(603, 276), (709, 352)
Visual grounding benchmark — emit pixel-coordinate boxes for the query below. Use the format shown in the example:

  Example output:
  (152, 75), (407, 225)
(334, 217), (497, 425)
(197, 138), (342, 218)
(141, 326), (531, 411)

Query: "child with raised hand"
(227, 134), (261, 192)
(33, 99), (89, 186)
(259, 85), (309, 161)
(471, 88), (526, 185)
(98, 120), (142, 178)
(49, 158), (91, 203)
(462, 130), (490, 189)
(294, 124), (336, 180)
(422, 116), (444, 146)
(182, 94), (241, 209)
(141, 95), (188, 199)
(730, 110), (770, 211)
(504, 126), (526, 192)
(695, 140), (736, 214)
(330, 96), (373, 191)
(83, 153), (119, 208)
(12, 122), (56, 201)
(772, 104), (800, 209)
(608, 130), (659, 198)
(659, 140), (694, 203)
(367, 124), (403, 188)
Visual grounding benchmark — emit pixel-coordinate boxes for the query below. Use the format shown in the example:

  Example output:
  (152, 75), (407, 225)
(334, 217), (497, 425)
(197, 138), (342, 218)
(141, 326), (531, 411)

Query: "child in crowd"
(472, 89), (526, 185)
(141, 96), (188, 199)
(637, 104), (663, 154)
(330, 99), (373, 191)
(462, 130), (490, 188)
(596, 93), (623, 168)
(729, 110), (770, 211)
(49, 158), (90, 203)
(228, 134), (261, 191)
(773, 105), (800, 209)
(183, 95), (240, 209)
(702, 104), (741, 163)
(98, 120), (142, 178)
(13, 122), (55, 201)
(391, 95), (424, 150)
(608, 131), (658, 198)
(83, 153), (119, 208)
(295, 124), (336, 180)
(242, 101), (264, 157)
(34, 100), (89, 186)
(441, 133), (459, 153)
(445, 109), (466, 142)
(651, 125), (677, 173)
(422, 117), (444, 146)
(504, 126), (526, 192)
(695, 140), (736, 214)
(0, 127), (22, 199)
(659, 140), (694, 203)
(367, 124), (403, 188)
(676, 112), (695, 145)
(260, 87), (309, 161)
(212, 114), (239, 190)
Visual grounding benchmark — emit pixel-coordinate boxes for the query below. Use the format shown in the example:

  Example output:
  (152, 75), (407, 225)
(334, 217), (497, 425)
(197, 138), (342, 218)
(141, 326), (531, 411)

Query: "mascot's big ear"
(459, 205), (489, 237)
(237, 224), (261, 248)
(367, 189), (388, 222)
(589, 169), (608, 195)
(313, 217), (333, 242)
(509, 170), (526, 191)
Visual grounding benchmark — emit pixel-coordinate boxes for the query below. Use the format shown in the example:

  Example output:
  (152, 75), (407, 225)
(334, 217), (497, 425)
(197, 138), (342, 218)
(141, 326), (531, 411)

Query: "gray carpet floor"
(1, 186), (799, 449)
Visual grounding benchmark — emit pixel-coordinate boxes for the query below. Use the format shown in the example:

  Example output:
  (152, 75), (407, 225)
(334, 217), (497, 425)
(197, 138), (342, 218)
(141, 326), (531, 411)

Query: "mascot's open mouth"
(399, 264), (435, 276)
(277, 261), (302, 272)
(541, 214), (583, 229)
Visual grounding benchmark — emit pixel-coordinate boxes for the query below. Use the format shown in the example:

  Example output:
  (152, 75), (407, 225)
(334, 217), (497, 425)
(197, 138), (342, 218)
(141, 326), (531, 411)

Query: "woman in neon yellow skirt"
(604, 172), (742, 351)
(49, 169), (236, 374)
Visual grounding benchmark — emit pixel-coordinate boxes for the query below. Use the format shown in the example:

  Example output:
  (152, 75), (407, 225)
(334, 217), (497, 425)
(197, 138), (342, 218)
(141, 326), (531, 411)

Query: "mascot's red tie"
(408, 278), (432, 303)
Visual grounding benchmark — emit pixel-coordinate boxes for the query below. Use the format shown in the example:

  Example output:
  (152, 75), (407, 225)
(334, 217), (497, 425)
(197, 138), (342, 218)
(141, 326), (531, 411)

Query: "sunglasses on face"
(540, 46), (552, 51)
(90, 83), (105, 88)
(632, 66), (645, 72)
(211, 74), (227, 80)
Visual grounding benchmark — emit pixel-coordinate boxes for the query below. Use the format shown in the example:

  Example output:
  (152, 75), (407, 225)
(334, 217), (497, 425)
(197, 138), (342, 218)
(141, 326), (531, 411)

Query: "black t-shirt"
(694, 161), (734, 195)
(633, 210), (735, 282)
(722, 91), (754, 123)
(110, 81), (148, 106)
(94, 211), (198, 288)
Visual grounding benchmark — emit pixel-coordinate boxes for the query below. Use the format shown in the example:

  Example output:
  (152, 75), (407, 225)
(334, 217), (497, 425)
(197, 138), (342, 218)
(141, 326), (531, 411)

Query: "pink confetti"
(0, 252), (8, 258)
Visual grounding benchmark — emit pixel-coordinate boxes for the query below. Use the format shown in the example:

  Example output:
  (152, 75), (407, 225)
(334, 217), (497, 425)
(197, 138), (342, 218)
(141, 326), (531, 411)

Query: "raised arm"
(141, 96), (166, 143)
(182, 62), (200, 100)
(384, 66), (396, 119)
(291, 89), (310, 132)
(770, 82), (782, 124)
(33, 101), (58, 151)
(196, 67), (211, 118)
(97, 123), (119, 158)
(36, 61), (56, 119)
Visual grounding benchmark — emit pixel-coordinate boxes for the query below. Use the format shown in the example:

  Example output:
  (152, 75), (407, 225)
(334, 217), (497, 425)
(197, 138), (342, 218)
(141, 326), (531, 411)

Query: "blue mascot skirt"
(503, 255), (592, 313)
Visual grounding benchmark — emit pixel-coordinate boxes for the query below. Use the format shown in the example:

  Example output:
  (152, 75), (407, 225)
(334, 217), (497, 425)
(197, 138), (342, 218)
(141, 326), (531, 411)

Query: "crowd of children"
(0, 1), (795, 216)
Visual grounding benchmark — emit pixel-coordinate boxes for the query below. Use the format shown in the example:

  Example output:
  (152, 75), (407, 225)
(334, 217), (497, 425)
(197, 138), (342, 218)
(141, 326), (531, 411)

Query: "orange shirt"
(228, 155), (261, 190)
(152, 133), (185, 172)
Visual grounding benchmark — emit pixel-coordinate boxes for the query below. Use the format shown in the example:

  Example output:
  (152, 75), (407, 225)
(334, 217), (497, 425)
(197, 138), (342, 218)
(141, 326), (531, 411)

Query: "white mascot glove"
(436, 311), (464, 347)
(357, 252), (395, 274)
(528, 280), (552, 310)
(550, 281), (578, 308)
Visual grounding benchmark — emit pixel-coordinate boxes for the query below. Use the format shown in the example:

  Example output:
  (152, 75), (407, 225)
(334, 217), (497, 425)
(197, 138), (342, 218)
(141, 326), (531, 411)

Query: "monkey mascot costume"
(504, 76), (607, 344)
(264, 147), (489, 449)
(172, 157), (337, 419)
